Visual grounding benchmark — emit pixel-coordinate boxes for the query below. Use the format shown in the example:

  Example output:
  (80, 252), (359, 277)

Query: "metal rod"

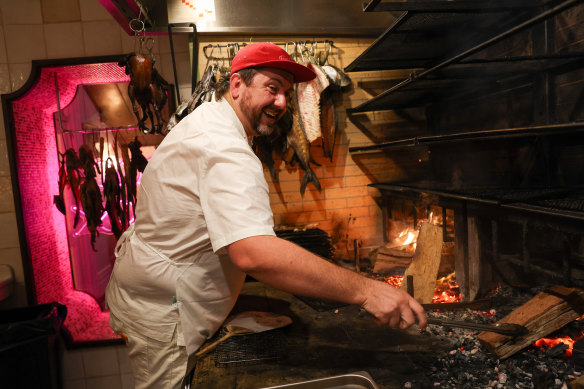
(416, 0), (581, 83)
(362, 0), (381, 12)
(202, 40), (334, 60)
(349, 122), (584, 153)
(168, 24), (181, 104)
(426, 318), (528, 336)
(54, 73), (63, 131)
(190, 23), (198, 94)
(369, 1), (541, 12)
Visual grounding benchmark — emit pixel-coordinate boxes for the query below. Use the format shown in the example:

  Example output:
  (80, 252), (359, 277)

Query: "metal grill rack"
(213, 328), (287, 367)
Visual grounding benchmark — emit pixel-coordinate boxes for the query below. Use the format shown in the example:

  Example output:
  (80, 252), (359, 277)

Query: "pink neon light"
(11, 62), (130, 342)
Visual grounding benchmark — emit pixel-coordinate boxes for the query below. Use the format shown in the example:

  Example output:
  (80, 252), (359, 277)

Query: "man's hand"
(360, 280), (427, 331)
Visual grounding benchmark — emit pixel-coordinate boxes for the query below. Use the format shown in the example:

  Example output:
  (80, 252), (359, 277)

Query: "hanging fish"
(288, 88), (321, 196)
(321, 64), (352, 89)
(253, 135), (278, 183)
(296, 63), (329, 143)
(320, 88), (337, 162)
(166, 65), (220, 133)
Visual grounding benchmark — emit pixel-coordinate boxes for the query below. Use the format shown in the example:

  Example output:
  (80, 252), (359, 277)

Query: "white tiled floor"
(61, 342), (134, 389)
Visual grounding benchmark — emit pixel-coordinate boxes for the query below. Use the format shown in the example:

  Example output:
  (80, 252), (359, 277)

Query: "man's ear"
(230, 73), (243, 99)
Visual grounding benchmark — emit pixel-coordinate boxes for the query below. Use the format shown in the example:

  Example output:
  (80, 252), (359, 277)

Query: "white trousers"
(123, 327), (189, 389)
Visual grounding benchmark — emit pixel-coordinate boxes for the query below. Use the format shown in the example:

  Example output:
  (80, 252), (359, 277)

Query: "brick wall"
(196, 36), (418, 259)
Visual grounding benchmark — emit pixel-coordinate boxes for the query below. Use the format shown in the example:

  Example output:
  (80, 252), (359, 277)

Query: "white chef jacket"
(105, 96), (276, 355)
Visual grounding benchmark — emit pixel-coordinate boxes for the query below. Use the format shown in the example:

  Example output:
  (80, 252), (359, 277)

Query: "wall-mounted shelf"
(348, 54), (584, 113)
(348, 122), (584, 153)
(346, 0), (547, 72)
(346, 0), (584, 147)
(371, 182), (584, 222)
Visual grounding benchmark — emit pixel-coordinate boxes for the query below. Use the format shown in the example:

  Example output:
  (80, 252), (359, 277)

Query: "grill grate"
(455, 187), (577, 204)
(213, 328), (286, 367)
(530, 194), (584, 212)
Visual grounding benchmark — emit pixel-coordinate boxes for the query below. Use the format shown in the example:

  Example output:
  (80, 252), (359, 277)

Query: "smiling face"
(230, 67), (294, 137)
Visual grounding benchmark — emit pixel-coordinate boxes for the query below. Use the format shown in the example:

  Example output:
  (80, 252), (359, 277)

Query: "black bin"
(0, 302), (67, 389)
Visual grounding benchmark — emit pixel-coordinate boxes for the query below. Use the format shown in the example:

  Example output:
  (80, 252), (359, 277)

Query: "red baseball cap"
(230, 42), (316, 83)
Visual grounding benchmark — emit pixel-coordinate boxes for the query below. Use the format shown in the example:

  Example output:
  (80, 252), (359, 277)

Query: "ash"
(404, 285), (584, 389)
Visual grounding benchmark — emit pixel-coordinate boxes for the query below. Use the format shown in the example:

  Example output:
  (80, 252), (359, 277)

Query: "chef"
(105, 42), (427, 389)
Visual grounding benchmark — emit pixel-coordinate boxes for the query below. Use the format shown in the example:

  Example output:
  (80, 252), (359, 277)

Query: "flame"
(403, 232), (416, 246)
(382, 272), (462, 303)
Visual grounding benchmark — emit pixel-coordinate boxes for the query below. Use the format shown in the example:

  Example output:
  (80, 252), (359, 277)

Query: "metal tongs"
(427, 317), (528, 337)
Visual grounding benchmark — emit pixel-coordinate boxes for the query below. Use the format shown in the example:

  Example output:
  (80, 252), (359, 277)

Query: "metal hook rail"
(202, 40), (335, 60)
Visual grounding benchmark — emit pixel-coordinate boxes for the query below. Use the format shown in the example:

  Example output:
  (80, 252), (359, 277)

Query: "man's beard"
(241, 93), (282, 136)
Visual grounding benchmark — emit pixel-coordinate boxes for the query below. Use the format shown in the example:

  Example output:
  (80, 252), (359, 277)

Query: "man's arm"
(226, 235), (427, 330)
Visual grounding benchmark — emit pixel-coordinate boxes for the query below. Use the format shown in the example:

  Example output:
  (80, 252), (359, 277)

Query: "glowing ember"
(533, 335), (583, 357)
(382, 272), (462, 303)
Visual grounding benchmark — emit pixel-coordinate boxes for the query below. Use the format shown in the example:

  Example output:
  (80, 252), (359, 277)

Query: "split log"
(400, 222), (443, 304)
(571, 375), (584, 389)
(370, 246), (414, 273)
(478, 285), (584, 360)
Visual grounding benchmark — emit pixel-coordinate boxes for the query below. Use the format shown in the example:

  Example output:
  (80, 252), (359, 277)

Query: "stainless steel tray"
(258, 371), (380, 389)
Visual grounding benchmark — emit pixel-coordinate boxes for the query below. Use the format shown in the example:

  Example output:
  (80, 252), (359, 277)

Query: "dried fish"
(288, 88), (321, 196)
(320, 88), (337, 162)
(296, 63), (329, 143)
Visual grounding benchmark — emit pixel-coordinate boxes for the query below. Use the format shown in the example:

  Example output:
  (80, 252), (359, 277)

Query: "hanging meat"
(53, 153), (67, 215)
(118, 53), (170, 134)
(128, 137), (148, 213)
(64, 148), (82, 228)
(113, 135), (128, 232)
(103, 160), (124, 240)
(78, 145), (103, 251)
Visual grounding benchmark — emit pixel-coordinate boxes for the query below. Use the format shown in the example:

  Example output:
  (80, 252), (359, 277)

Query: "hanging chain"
(129, 7), (155, 59)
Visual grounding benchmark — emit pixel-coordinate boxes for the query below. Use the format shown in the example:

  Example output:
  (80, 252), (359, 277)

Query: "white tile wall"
(0, 0), (42, 25)
(4, 24), (47, 62)
(82, 20), (122, 57)
(79, 0), (112, 22)
(40, 0), (81, 23)
(0, 25), (7, 63)
(7, 62), (32, 91)
(44, 22), (85, 59)
(0, 63), (10, 93)
(61, 343), (134, 389)
(0, 1), (193, 387)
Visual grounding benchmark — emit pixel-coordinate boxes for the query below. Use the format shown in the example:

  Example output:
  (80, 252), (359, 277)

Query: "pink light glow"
(11, 62), (130, 343)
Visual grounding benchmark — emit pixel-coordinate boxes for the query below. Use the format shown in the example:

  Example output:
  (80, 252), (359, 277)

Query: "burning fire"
(532, 315), (584, 357)
(533, 336), (582, 357)
(383, 272), (461, 304)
